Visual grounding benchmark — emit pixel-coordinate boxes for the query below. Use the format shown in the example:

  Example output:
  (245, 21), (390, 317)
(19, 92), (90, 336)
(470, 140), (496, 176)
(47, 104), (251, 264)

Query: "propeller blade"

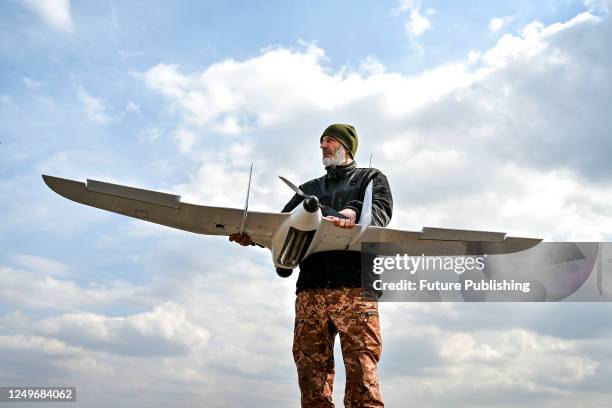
(320, 204), (349, 219)
(279, 176), (305, 197)
(279, 176), (348, 219)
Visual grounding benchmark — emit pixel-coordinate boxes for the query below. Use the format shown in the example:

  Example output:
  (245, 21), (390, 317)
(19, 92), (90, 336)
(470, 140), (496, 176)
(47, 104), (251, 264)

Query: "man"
(230, 124), (393, 407)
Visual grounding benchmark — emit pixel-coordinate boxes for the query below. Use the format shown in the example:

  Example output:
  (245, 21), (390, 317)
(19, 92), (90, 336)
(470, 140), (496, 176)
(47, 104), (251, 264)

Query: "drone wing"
(311, 221), (539, 255)
(42, 175), (287, 249)
(358, 226), (541, 255)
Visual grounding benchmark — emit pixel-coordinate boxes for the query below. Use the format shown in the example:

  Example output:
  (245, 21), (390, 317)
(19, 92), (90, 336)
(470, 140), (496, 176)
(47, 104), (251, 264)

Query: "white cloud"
(36, 302), (210, 356)
(172, 127), (197, 154)
(585, 0), (611, 14)
(0, 266), (154, 310)
(0, 334), (82, 356)
(77, 87), (114, 125)
(12, 253), (69, 277)
(0, 245), (299, 405)
(141, 126), (164, 142)
(359, 55), (386, 75)
(395, 0), (435, 51)
(489, 15), (515, 32)
(467, 49), (482, 64)
(406, 6), (434, 37)
(383, 156), (612, 240)
(125, 101), (141, 114)
(19, 0), (74, 32)
(143, 44), (336, 133)
(395, 0), (418, 13)
(376, 301), (609, 406)
(142, 44), (472, 141)
(0, 333), (115, 379)
(437, 330), (597, 391)
(141, 63), (190, 100)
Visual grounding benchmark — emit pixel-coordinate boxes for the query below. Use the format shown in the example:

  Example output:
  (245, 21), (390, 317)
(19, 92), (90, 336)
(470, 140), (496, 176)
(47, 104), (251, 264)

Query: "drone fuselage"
(271, 201), (323, 269)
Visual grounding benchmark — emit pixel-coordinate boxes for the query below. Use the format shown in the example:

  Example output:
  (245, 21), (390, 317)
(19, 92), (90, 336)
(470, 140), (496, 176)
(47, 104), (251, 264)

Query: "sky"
(1, 0), (612, 406)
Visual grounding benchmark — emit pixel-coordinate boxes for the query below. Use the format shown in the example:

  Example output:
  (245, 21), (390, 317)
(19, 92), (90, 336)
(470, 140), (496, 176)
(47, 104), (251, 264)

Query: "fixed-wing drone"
(42, 171), (541, 276)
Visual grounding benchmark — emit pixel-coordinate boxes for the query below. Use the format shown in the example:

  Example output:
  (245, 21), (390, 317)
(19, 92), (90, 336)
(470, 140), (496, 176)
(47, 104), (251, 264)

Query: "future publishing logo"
(371, 254), (532, 294)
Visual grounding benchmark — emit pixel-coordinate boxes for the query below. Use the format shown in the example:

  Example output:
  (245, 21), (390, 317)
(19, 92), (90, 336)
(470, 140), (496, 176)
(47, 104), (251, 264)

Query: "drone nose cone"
(276, 267), (293, 278)
(303, 195), (320, 213)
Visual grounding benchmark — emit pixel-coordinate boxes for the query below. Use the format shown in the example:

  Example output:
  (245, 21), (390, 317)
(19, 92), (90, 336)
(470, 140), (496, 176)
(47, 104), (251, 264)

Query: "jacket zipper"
(330, 178), (338, 209)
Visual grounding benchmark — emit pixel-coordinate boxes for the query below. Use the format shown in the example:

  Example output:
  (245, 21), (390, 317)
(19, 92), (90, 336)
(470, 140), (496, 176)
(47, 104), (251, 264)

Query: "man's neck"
(330, 159), (354, 168)
(325, 161), (356, 177)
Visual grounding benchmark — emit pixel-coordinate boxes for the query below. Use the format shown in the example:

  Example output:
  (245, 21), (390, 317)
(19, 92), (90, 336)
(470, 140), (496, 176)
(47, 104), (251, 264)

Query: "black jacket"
(281, 161), (393, 293)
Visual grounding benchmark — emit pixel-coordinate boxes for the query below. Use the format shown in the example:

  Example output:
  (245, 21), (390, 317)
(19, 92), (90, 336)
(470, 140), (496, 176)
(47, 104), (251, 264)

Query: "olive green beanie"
(320, 124), (358, 158)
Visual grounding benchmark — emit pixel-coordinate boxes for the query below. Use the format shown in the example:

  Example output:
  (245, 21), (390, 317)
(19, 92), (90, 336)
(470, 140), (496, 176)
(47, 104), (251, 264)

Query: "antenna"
(239, 163), (253, 235)
(346, 180), (373, 250)
(368, 153), (373, 168)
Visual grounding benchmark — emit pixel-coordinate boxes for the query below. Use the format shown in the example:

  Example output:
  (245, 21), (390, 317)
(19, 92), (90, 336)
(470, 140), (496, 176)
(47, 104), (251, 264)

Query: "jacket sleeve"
(344, 170), (393, 227)
(370, 171), (393, 227)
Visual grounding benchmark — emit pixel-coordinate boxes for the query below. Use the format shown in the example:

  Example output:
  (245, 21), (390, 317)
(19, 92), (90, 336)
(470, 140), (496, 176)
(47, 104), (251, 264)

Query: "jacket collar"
(325, 161), (356, 180)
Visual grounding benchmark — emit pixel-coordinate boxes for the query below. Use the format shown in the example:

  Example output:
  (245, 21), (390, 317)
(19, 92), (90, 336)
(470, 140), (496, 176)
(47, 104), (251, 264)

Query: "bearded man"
(231, 124), (393, 407)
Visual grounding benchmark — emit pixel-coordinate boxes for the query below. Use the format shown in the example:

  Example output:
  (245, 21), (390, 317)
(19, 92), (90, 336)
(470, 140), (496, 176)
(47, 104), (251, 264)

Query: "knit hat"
(320, 124), (358, 158)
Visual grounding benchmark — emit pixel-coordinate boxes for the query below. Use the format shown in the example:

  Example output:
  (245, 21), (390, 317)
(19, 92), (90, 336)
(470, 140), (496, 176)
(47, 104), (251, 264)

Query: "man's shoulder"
(300, 174), (326, 188)
(354, 166), (387, 179)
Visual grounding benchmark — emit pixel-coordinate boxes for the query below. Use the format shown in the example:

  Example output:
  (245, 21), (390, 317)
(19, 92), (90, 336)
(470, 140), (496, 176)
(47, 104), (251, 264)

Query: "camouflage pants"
(293, 287), (384, 408)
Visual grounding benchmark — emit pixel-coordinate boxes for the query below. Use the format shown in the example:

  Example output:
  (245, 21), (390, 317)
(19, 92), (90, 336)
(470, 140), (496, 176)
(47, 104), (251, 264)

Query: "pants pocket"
(358, 308), (382, 360)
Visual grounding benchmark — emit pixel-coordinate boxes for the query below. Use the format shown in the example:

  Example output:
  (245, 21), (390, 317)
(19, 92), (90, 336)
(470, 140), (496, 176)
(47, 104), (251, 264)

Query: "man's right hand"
(229, 233), (255, 246)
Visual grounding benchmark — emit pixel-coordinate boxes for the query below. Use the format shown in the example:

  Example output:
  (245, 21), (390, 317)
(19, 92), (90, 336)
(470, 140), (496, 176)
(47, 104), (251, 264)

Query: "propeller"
(279, 176), (348, 219)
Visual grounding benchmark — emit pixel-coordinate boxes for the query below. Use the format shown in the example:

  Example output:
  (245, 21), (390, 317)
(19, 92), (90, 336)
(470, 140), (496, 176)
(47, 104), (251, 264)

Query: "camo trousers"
(293, 287), (384, 408)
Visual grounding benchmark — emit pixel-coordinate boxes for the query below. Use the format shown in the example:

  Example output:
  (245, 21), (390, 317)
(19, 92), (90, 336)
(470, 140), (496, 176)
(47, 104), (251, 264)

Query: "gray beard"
(322, 145), (347, 167)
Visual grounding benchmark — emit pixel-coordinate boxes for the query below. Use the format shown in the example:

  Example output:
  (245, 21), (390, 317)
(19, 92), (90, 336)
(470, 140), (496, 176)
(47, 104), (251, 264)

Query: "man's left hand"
(325, 208), (357, 229)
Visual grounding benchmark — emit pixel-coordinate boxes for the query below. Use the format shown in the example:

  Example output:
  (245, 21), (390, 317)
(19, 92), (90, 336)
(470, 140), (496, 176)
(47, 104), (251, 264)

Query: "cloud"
(125, 101), (141, 114)
(394, 0), (435, 51)
(142, 44), (333, 134)
(405, 6), (434, 37)
(376, 301), (612, 406)
(489, 15), (515, 32)
(141, 126), (164, 142)
(11, 253), (70, 277)
(19, 0), (74, 32)
(173, 127), (197, 154)
(0, 334), (115, 382)
(0, 266), (155, 310)
(0, 334), (84, 357)
(585, 0), (612, 14)
(0, 243), (300, 406)
(77, 87), (114, 125)
(471, 13), (612, 182)
(434, 330), (598, 398)
(36, 302), (210, 356)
